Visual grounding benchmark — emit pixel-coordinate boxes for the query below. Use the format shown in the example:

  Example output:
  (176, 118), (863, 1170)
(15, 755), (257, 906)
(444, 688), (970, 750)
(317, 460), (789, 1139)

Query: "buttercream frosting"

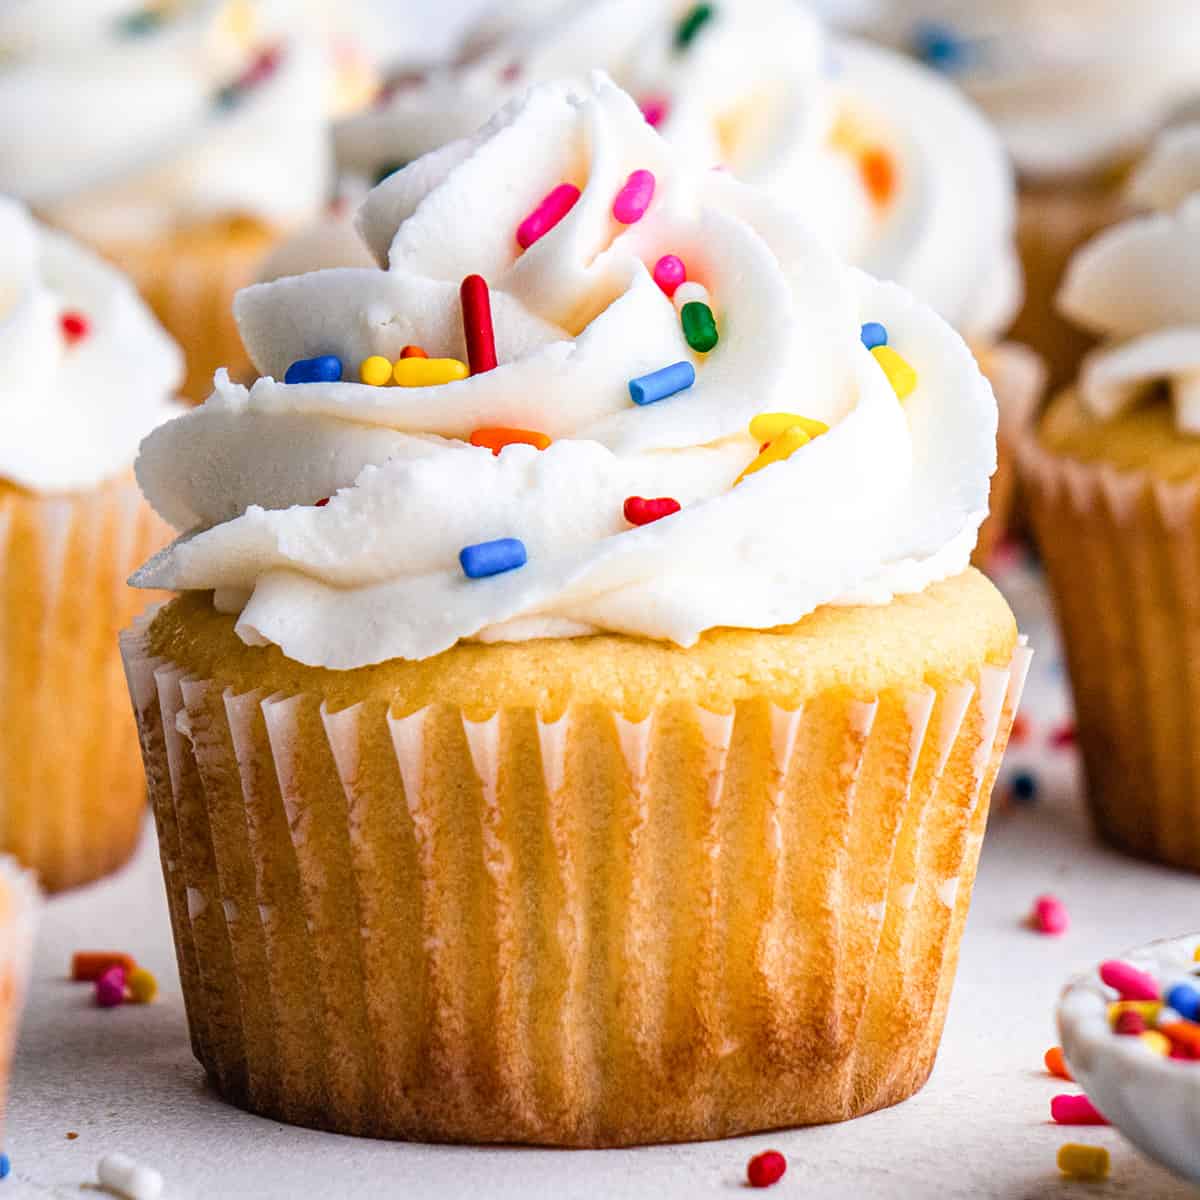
(133, 75), (996, 669)
(1059, 126), (1200, 434)
(860, 1), (1200, 180)
(0, 0), (333, 243)
(0, 196), (183, 493)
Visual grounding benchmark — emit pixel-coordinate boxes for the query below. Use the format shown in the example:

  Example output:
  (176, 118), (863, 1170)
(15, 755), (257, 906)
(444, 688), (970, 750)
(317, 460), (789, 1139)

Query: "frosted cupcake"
(1, 197), (182, 891)
(858, 1), (1200, 392)
(0, 858), (37, 1140)
(316, 0), (1040, 560)
(121, 76), (1027, 1145)
(0, 0), (333, 400)
(1021, 125), (1200, 871)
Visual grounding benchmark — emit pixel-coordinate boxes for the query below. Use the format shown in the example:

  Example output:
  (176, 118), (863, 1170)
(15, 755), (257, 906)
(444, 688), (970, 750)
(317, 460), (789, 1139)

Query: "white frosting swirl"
(133, 75), (996, 669)
(860, 1), (1200, 179)
(0, 0), (333, 242)
(0, 197), (183, 493)
(331, 0), (1019, 342)
(1059, 126), (1200, 433)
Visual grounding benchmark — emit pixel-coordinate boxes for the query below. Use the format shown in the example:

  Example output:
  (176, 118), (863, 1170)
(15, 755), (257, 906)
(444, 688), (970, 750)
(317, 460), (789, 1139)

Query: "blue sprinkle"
(628, 361), (695, 406)
(1167, 983), (1200, 1022)
(460, 538), (527, 579)
(284, 355), (343, 385)
(860, 322), (888, 351)
(0, 1153), (10, 1180)
(912, 22), (971, 72)
(1011, 770), (1038, 805)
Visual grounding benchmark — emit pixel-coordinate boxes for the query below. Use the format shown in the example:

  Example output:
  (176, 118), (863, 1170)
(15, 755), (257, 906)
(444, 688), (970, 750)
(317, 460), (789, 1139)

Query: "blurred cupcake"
(121, 77), (1027, 1144)
(1021, 125), (1200, 871)
(0, 858), (38, 1132)
(0, 0), (333, 400)
(1, 196), (183, 891)
(313, 0), (1041, 560)
(858, 1), (1200, 393)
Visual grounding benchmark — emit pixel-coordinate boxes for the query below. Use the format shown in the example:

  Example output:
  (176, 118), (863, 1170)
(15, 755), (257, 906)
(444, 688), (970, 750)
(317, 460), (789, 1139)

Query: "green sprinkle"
(681, 301), (718, 353)
(373, 160), (409, 186)
(674, 3), (714, 51)
(117, 8), (164, 35)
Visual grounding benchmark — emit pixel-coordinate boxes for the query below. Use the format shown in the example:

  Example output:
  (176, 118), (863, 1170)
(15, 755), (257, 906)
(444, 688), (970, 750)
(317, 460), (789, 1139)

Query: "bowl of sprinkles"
(1058, 935), (1200, 1183)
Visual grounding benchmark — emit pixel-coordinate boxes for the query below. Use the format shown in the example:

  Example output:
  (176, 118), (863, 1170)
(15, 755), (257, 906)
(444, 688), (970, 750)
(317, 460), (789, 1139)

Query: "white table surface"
(8, 561), (1200, 1199)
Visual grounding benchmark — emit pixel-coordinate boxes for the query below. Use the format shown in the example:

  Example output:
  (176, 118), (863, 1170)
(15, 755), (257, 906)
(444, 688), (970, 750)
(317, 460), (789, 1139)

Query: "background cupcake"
(0, 858), (37, 1145)
(1021, 124), (1200, 871)
(0, 0), (333, 400)
(122, 76), (1026, 1145)
(850, 0), (1200, 393)
(1, 196), (182, 891)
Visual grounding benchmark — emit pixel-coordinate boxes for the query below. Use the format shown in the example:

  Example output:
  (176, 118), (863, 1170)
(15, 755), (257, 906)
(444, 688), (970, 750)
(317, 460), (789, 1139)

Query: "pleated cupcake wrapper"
(0, 477), (170, 891)
(1021, 433), (1200, 869)
(0, 858), (39, 1138)
(102, 223), (276, 402)
(973, 341), (1046, 567)
(121, 616), (1029, 1146)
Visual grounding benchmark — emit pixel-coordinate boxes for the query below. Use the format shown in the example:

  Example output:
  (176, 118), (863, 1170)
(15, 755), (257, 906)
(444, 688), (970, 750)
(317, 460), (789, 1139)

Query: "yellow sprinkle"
(1142, 1030), (1171, 1056)
(735, 426), (810, 485)
(1057, 1144), (1110, 1181)
(392, 357), (469, 388)
(360, 356), (392, 387)
(1193, 944), (1200, 962)
(1108, 1000), (1162, 1023)
(748, 413), (830, 442)
(127, 967), (158, 1005)
(871, 345), (918, 400)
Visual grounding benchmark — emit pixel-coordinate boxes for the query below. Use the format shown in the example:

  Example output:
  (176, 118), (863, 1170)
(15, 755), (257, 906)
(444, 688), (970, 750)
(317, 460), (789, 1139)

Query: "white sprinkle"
(672, 280), (710, 312)
(98, 1152), (163, 1200)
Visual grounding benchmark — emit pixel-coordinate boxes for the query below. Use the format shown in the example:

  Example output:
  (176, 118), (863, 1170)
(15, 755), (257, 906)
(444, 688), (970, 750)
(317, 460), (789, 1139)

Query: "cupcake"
(0, 1), (333, 400)
(1021, 125), (1200, 871)
(319, 0), (1041, 560)
(121, 76), (1028, 1145)
(0, 859), (37, 1137)
(856, 1), (1200, 393)
(1, 196), (183, 891)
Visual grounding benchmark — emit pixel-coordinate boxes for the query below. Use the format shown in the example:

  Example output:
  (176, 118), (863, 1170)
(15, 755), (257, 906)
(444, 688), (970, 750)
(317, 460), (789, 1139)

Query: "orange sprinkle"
(1162, 1021), (1200, 1056)
(71, 951), (136, 982)
(861, 148), (897, 207)
(400, 345), (427, 359)
(469, 427), (551, 455)
(1044, 1046), (1073, 1081)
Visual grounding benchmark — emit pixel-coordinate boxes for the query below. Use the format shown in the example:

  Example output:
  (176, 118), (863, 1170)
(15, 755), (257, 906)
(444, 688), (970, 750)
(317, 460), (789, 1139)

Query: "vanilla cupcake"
(0, 1), (333, 400)
(121, 76), (1027, 1145)
(859, 0), (1200, 392)
(1022, 125), (1200, 871)
(1, 196), (182, 891)
(317, 0), (1040, 560)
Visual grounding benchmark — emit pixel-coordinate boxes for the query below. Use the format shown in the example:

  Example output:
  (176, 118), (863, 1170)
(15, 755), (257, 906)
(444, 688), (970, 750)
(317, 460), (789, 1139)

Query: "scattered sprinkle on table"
(127, 967), (158, 1005)
(71, 951), (135, 982)
(746, 1149), (786, 1188)
(95, 965), (127, 1009)
(629, 361), (695, 406)
(1051, 1094), (1108, 1126)
(1057, 1143), (1110, 1182)
(517, 183), (580, 249)
(66, 1132), (78, 1141)
(460, 538), (527, 579)
(912, 22), (972, 73)
(98, 1152), (163, 1200)
(284, 355), (342, 385)
(1044, 1046), (1073, 1081)
(624, 496), (681, 526)
(1031, 894), (1068, 935)
(1010, 769), (1038, 805)
(460, 274), (497, 374)
(0, 1153), (9, 1179)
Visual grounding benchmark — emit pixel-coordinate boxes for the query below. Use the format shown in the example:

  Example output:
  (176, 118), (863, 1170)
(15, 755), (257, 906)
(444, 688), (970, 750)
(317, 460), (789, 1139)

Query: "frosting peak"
(133, 75), (996, 668)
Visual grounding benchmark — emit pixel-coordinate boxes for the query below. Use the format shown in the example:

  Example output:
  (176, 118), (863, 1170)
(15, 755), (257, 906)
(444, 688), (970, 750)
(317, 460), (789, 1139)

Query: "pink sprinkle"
(516, 183), (581, 250)
(640, 95), (669, 128)
(653, 254), (687, 297)
(1051, 1094), (1108, 1126)
(1100, 959), (1160, 1002)
(1032, 894), (1068, 936)
(613, 169), (656, 225)
(95, 965), (127, 1009)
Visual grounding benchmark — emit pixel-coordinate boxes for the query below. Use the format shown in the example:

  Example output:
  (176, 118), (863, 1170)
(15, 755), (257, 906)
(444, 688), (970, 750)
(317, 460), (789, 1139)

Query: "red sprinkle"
(400, 345), (427, 359)
(1009, 713), (1031, 745)
(1051, 1094), (1107, 1126)
(60, 311), (90, 344)
(1051, 721), (1077, 749)
(460, 274), (497, 375)
(314, 497), (330, 507)
(1114, 1010), (1147, 1036)
(624, 496), (681, 526)
(747, 1150), (787, 1188)
(1032, 894), (1069, 936)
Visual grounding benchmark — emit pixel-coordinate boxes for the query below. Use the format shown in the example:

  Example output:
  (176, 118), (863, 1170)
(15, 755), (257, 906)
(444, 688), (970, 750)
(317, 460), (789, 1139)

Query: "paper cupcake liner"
(1011, 179), (1130, 397)
(0, 858), (38, 1138)
(120, 618), (1029, 1146)
(0, 476), (170, 891)
(99, 218), (278, 402)
(1021, 433), (1200, 870)
(973, 342), (1046, 568)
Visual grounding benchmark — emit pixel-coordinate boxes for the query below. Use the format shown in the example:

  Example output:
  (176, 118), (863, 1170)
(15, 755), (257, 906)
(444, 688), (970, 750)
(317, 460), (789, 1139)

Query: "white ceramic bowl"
(1058, 934), (1200, 1184)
